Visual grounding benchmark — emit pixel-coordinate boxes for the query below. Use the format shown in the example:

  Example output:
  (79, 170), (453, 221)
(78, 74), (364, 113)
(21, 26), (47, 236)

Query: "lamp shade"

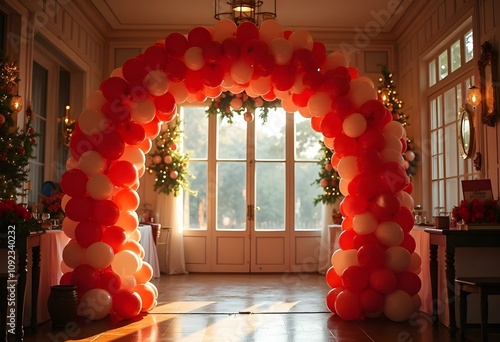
(467, 86), (481, 107)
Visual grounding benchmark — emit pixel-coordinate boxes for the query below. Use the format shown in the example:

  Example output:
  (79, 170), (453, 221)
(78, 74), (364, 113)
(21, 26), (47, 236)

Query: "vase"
(47, 285), (78, 328)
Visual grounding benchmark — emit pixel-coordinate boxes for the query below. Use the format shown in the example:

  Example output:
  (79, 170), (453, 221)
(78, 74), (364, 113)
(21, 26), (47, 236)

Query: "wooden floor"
(21, 273), (497, 341)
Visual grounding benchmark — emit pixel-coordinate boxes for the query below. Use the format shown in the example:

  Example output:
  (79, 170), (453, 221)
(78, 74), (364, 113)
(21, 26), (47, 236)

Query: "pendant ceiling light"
(214, 0), (277, 25)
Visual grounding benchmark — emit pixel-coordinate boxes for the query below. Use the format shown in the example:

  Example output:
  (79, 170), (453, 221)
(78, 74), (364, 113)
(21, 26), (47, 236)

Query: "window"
(182, 106), (322, 231)
(427, 26), (474, 216)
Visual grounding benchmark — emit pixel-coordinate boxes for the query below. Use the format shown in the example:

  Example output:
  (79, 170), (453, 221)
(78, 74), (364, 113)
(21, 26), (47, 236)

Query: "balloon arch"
(58, 19), (421, 322)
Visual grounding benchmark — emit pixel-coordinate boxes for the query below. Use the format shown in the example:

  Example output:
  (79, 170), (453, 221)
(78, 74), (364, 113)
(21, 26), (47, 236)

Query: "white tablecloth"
(24, 230), (70, 325)
(138, 224), (160, 278)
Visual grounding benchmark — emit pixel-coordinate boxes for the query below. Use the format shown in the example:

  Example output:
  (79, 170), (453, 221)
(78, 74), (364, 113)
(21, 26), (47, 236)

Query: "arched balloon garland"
(58, 19), (420, 322)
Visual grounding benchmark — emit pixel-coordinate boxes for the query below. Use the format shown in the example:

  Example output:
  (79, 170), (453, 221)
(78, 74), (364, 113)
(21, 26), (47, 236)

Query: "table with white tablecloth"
(138, 224), (160, 278)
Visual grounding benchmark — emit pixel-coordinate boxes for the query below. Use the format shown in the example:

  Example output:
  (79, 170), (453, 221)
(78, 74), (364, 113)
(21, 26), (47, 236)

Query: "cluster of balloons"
(58, 18), (420, 322)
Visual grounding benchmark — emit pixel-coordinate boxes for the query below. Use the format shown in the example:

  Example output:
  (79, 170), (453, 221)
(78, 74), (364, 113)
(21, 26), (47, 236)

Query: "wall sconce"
(10, 93), (23, 113)
(62, 105), (76, 146)
(214, 0), (276, 25)
(467, 85), (482, 108)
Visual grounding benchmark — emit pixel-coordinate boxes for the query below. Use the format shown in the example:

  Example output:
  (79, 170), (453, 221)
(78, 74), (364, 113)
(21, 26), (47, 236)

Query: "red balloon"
(312, 41), (327, 66)
(241, 39), (268, 65)
(393, 207), (414, 233)
(156, 108), (177, 123)
(60, 169), (88, 197)
(331, 95), (354, 120)
(397, 271), (422, 296)
(400, 233), (416, 253)
(202, 40), (223, 64)
(236, 21), (259, 42)
(369, 192), (401, 221)
(184, 69), (204, 94)
(93, 200), (120, 226)
(122, 58), (147, 82)
(310, 116), (322, 133)
(74, 220), (104, 248)
(102, 226), (127, 252)
(101, 77), (129, 102)
(341, 216), (353, 231)
(142, 116), (161, 139)
(254, 53), (275, 77)
(380, 162), (409, 193)
(112, 290), (142, 319)
(357, 129), (385, 152)
(320, 112), (343, 139)
(359, 287), (384, 314)
(400, 138), (408, 153)
(60, 272), (72, 285)
(144, 45), (169, 70)
(332, 133), (357, 157)
(71, 264), (99, 294)
(188, 26), (212, 48)
(358, 100), (386, 128)
(348, 66), (359, 79)
(118, 122), (146, 146)
(292, 89), (314, 108)
(342, 266), (369, 292)
(102, 100), (132, 129)
(65, 197), (94, 222)
(357, 148), (382, 174)
(338, 229), (357, 250)
(404, 182), (414, 194)
(98, 270), (122, 294)
(325, 287), (342, 313)
(369, 268), (398, 294)
(108, 160), (138, 188)
(165, 32), (188, 58)
(348, 175), (380, 200)
(95, 130), (125, 161)
(165, 58), (187, 82)
(322, 73), (350, 98)
(334, 290), (362, 320)
(200, 63), (225, 88)
(271, 65), (295, 91)
(222, 38), (241, 60)
(155, 91), (176, 114)
(326, 267), (343, 288)
(357, 244), (385, 269)
(340, 195), (369, 218)
(353, 233), (380, 250)
(291, 48), (317, 73)
(69, 125), (95, 160)
(303, 70), (324, 91)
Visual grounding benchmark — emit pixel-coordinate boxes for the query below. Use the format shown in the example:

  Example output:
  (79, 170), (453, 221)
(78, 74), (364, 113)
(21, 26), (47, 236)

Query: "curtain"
(318, 202), (335, 274)
(156, 192), (188, 275)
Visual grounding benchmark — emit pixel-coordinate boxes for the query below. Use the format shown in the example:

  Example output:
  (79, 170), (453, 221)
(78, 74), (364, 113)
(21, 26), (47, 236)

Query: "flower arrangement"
(146, 119), (196, 197)
(452, 198), (500, 224)
(40, 192), (65, 220)
(332, 209), (343, 224)
(0, 199), (43, 235)
(206, 91), (281, 123)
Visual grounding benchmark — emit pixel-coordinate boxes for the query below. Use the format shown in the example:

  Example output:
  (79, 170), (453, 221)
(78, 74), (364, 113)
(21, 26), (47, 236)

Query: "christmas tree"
(378, 66), (418, 176)
(312, 140), (342, 207)
(146, 119), (195, 197)
(0, 57), (37, 200)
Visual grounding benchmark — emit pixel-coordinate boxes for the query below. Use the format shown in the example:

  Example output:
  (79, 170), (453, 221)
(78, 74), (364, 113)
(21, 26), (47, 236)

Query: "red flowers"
(0, 199), (40, 234)
(41, 192), (65, 219)
(452, 199), (500, 224)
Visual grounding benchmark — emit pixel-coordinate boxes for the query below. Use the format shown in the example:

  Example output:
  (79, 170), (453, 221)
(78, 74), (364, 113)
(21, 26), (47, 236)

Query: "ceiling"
(88, 0), (415, 35)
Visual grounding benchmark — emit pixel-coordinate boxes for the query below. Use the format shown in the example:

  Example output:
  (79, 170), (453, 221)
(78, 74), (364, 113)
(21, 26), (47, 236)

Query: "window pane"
(439, 50), (448, 80)
(255, 162), (285, 231)
(445, 178), (459, 214)
(436, 95), (443, 128)
(295, 163), (322, 230)
(444, 88), (456, 124)
(256, 108), (285, 160)
(295, 112), (321, 160)
(184, 107), (208, 159)
(430, 98), (437, 129)
(185, 162), (208, 230)
(444, 124), (458, 176)
(451, 40), (461, 72)
(429, 60), (436, 86)
(216, 162), (246, 230)
(465, 30), (473, 62)
(217, 114), (247, 159)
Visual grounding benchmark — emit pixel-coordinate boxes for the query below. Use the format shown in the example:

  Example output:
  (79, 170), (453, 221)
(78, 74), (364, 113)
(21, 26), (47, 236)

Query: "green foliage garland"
(0, 57), (37, 200)
(312, 141), (343, 206)
(146, 119), (195, 197)
(378, 66), (419, 176)
(206, 91), (281, 123)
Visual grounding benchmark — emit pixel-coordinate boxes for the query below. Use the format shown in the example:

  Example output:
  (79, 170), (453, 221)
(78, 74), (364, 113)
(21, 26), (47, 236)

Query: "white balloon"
(375, 221), (404, 246)
(383, 120), (405, 138)
(86, 174), (113, 200)
(339, 178), (350, 196)
(79, 151), (106, 175)
(269, 38), (293, 65)
(343, 113), (367, 138)
(353, 212), (378, 235)
(385, 246), (411, 273)
(259, 19), (283, 44)
(380, 148), (405, 165)
(331, 249), (359, 276)
(86, 90), (106, 111)
(357, 76), (375, 88)
(250, 76), (272, 95)
(120, 145), (145, 170)
(348, 79), (378, 108)
(212, 19), (237, 42)
(62, 217), (78, 239)
(79, 109), (107, 136)
(112, 250), (141, 277)
(144, 70), (169, 96)
(184, 47), (204, 71)
(384, 290), (415, 322)
(337, 155), (358, 180)
(110, 67), (124, 79)
(77, 289), (112, 321)
(86, 242), (114, 269)
(230, 59), (253, 84)
(130, 98), (156, 124)
(168, 81), (189, 104)
(62, 240), (86, 269)
(409, 252), (422, 272)
(307, 92), (332, 117)
(288, 30), (314, 50)
(384, 134), (403, 152)
(65, 156), (79, 171)
(322, 52), (349, 71)
(282, 96), (299, 113)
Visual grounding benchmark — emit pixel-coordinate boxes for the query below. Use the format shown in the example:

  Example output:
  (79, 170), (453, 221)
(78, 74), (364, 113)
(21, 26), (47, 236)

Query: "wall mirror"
(458, 105), (474, 159)
(479, 41), (498, 126)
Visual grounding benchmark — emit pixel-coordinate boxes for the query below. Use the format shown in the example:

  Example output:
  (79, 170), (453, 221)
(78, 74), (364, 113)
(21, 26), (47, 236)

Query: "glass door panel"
(216, 162), (246, 230)
(255, 162), (285, 231)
